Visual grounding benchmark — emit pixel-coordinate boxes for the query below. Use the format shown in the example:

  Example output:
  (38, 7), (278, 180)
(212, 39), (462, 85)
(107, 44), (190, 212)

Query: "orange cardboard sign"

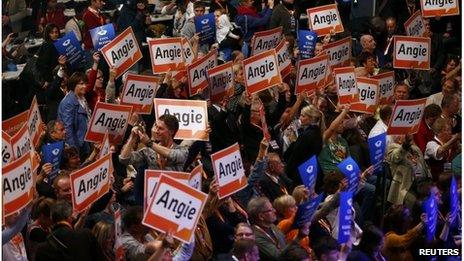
(98, 131), (111, 159)
(142, 174), (208, 243)
(404, 11), (426, 36)
(2, 152), (37, 217)
(153, 99), (209, 141)
(387, 98), (427, 135)
(2, 110), (29, 137)
(420, 0), (459, 17)
(307, 4), (344, 36)
(101, 27), (143, 78)
(211, 143), (248, 199)
(372, 71), (395, 105)
(334, 67), (359, 104)
(323, 37), (351, 68)
(70, 154), (113, 212)
(114, 208), (124, 261)
(2, 131), (14, 165)
(393, 36), (431, 70)
(120, 73), (158, 114)
(275, 40), (292, 79)
(207, 61), (235, 103)
(189, 164), (204, 191)
(251, 27), (283, 55)
(27, 96), (44, 147)
(295, 55), (329, 94)
(350, 77), (379, 115)
(10, 124), (32, 160)
(144, 170), (190, 210)
(182, 38), (195, 64)
(85, 102), (133, 144)
(243, 49), (282, 95)
(148, 37), (185, 74)
(187, 49), (217, 96)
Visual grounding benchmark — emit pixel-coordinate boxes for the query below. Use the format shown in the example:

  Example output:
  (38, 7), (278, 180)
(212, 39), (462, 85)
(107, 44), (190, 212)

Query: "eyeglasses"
(261, 208), (275, 214)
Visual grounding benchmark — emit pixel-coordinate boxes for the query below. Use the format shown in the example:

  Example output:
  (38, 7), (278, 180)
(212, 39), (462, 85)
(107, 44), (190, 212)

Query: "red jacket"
(82, 8), (105, 50)
(413, 119), (434, 153)
(85, 68), (105, 111)
(37, 9), (67, 29)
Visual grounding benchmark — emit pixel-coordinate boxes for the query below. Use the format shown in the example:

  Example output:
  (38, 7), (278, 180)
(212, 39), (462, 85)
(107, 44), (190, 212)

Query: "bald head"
(360, 34), (376, 52)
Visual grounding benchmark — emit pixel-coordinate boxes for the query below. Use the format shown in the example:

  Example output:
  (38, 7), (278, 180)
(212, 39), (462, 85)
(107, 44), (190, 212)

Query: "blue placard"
(54, 31), (84, 68)
(450, 177), (459, 224)
(293, 194), (324, 228)
(41, 141), (64, 182)
(90, 24), (116, 51)
(337, 157), (360, 193)
(423, 194), (438, 242)
(368, 132), (387, 173)
(338, 191), (353, 244)
(298, 30), (318, 59)
(195, 13), (216, 45)
(298, 155), (318, 191)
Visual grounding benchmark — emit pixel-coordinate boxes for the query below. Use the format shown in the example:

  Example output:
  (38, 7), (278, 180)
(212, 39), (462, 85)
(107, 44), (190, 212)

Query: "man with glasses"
(257, 152), (293, 203)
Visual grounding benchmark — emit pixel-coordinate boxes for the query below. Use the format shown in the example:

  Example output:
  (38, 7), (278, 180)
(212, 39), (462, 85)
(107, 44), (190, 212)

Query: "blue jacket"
(235, 8), (272, 43)
(57, 92), (89, 149)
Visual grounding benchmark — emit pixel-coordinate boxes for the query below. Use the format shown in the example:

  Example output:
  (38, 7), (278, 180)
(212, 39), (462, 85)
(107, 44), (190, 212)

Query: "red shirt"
(413, 119), (434, 153)
(82, 7), (105, 50)
(37, 9), (67, 29)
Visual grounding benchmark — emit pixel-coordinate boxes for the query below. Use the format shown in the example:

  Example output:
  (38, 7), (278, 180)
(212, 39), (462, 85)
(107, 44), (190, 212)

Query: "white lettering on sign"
(151, 182), (202, 231)
(92, 109), (130, 133)
(153, 43), (182, 62)
(298, 60), (327, 84)
(107, 34), (137, 67)
(2, 134), (13, 165)
(336, 73), (357, 95)
(124, 81), (155, 103)
(3, 156), (33, 203)
(246, 57), (277, 86)
(311, 10), (339, 29)
(396, 42), (429, 61)
(214, 149), (245, 187)
(391, 105), (424, 127)
(158, 105), (206, 133)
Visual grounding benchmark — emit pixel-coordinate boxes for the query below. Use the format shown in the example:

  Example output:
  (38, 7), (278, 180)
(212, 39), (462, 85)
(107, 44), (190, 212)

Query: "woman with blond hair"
(92, 221), (115, 261)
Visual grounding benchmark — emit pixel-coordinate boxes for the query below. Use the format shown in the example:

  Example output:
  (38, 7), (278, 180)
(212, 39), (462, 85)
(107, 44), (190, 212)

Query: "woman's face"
(95, 71), (104, 89)
(446, 60), (457, 72)
(284, 203), (297, 218)
(74, 80), (87, 97)
(49, 27), (60, 41)
(299, 113), (310, 126)
(68, 154), (81, 169)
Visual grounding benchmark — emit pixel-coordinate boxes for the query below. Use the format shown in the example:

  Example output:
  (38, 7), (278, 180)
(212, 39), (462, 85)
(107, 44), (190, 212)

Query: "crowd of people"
(2, 0), (463, 260)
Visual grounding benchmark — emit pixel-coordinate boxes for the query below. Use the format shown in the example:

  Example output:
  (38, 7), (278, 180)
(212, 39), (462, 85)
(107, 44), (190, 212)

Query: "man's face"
(56, 177), (72, 202)
(194, 7), (205, 17)
(363, 35), (376, 51)
(92, 0), (104, 9)
(268, 156), (284, 175)
(235, 226), (255, 241)
(48, 0), (57, 9)
(386, 19), (397, 36)
(153, 120), (173, 142)
(442, 80), (455, 96)
(51, 122), (66, 141)
(259, 201), (277, 224)
(394, 85), (409, 101)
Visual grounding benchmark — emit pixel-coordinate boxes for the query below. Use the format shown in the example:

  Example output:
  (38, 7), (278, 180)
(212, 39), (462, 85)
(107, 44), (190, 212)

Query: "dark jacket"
(268, 3), (298, 37)
(35, 223), (104, 261)
(36, 41), (59, 84)
(257, 172), (293, 203)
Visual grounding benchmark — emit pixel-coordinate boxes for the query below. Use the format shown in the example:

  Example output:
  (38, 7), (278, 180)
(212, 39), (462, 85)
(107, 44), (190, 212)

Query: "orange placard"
(207, 61), (235, 103)
(211, 143), (248, 199)
(323, 37), (351, 68)
(27, 96), (44, 147)
(182, 38), (195, 64)
(10, 124), (32, 159)
(142, 174), (208, 243)
(85, 102), (133, 144)
(387, 98), (428, 135)
(153, 99), (209, 141)
(420, 0), (459, 17)
(404, 10), (426, 36)
(372, 71), (395, 105)
(334, 67), (359, 104)
(350, 77), (379, 115)
(2, 110), (29, 137)
(2, 152), (37, 217)
(101, 27), (143, 78)
(307, 4), (344, 36)
(148, 37), (185, 74)
(275, 40), (292, 79)
(120, 73), (158, 114)
(393, 36), (431, 70)
(98, 131), (111, 159)
(189, 164), (204, 191)
(144, 170), (191, 210)
(187, 49), (217, 96)
(295, 54), (329, 94)
(2, 131), (14, 165)
(251, 27), (283, 55)
(69, 154), (113, 212)
(243, 49), (282, 95)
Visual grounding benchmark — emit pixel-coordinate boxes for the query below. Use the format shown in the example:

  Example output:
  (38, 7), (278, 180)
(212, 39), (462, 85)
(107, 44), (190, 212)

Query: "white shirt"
(368, 119), (392, 146)
(424, 136), (444, 160)
(426, 92), (443, 107)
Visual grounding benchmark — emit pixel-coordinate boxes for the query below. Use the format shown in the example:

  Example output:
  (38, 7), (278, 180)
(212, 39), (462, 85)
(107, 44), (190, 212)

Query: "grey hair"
(51, 200), (73, 223)
(247, 197), (270, 224)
